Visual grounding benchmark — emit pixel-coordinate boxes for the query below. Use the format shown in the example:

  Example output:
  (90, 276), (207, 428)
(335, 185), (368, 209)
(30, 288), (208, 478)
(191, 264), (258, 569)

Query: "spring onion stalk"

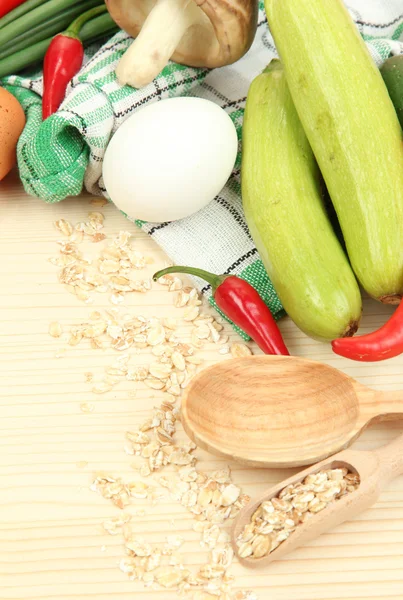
(0, 0), (95, 45)
(0, 0), (103, 59)
(0, 0), (49, 29)
(0, 13), (118, 78)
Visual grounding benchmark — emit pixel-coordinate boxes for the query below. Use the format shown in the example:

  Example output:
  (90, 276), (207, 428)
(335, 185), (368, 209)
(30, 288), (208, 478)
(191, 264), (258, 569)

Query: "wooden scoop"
(232, 432), (403, 568)
(181, 355), (403, 468)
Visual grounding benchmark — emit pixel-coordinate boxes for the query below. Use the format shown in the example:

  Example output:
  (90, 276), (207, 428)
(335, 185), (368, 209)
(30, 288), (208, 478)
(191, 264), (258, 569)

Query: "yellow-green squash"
(265, 0), (403, 303)
(242, 60), (362, 341)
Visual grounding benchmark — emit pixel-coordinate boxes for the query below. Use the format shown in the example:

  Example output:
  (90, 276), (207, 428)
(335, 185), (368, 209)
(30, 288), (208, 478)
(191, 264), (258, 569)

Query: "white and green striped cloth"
(2, 0), (403, 333)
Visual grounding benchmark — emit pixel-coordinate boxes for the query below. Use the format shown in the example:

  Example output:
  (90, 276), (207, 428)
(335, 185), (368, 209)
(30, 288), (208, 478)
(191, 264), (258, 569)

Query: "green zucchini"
(242, 60), (362, 341)
(381, 55), (403, 129)
(265, 0), (403, 304)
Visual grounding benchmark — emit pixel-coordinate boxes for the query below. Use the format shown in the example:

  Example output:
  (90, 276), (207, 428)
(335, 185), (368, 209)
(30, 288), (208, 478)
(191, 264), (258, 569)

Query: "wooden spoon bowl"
(181, 355), (403, 468)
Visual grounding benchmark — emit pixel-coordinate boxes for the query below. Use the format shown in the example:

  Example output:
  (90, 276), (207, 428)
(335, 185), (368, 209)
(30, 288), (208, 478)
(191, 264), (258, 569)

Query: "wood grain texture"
(232, 431), (403, 569)
(1, 171), (403, 600)
(182, 355), (403, 468)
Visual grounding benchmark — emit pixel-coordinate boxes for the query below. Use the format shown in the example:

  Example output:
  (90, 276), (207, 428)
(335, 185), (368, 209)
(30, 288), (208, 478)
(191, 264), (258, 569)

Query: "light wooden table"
(1, 172), (403, 600)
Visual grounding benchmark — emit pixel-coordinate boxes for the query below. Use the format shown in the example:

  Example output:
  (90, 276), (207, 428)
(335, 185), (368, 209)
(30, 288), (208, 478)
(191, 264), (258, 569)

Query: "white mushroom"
(105, 0), (258, 88)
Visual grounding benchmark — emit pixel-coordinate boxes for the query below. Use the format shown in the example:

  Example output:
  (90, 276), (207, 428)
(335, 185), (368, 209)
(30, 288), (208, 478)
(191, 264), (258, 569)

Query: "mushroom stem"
(116, 0), (200, 88)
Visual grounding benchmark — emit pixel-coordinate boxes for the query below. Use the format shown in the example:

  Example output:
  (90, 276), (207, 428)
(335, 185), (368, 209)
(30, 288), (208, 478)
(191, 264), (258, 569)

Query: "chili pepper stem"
(153, 266), (226, 292)
(64, 3), (106, 38)
(153, 265), (289, 356)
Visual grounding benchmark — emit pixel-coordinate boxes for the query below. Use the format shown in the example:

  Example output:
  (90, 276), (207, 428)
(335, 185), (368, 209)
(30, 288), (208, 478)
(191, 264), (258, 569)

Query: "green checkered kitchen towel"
(1, 0), (403, 335)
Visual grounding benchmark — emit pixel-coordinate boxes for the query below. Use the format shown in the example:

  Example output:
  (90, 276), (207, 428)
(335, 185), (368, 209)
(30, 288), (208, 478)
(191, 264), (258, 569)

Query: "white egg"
(102, 97), (238, 223)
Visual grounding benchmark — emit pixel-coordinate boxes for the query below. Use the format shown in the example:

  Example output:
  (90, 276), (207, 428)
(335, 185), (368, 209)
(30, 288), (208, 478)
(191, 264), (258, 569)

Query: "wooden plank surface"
(1, 172), (403, 600)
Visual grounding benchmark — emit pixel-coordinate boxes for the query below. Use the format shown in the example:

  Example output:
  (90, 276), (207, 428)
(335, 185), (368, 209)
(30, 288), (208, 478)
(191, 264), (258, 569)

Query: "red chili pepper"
(0, 0), (26, 19)
(332, 301), (403, 362)
(42, 5), (106, 120)
(153, 266), (289, 355)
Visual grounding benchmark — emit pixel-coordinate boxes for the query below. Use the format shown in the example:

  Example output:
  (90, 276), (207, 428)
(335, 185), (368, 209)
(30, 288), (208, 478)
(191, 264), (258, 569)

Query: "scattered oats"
(80, 402), (95, 413)
(234, 592), (258, 600)
(110, 292), (125, 305)
(54, 348), (66, 358)
(113, 231), (132, 248)
(155, 566), (187, 588)
(88, 211), (105, 224)
(76, 287), (93, 303)
(84, 321), (107, 338)
(128, 481), (149, 499)
(100, 259), (120, 274)
(126, 367), (148, 381)
(54, 219), (73, 236)
(140, 464), (152, 477)
(126, 536), (153, 557)
(191, 331), (204, 349)
(169, 552), (183, 566)
(91, 474), (131, 508)
(76, 461), (88, 469)
(92, 232), (107, 243)
(185, 355), (202, 366)
(145, 377), (166, 390)
(220, 484), (240, 507)
(106, 366), (127, 378)
(50, 215), (259, 598)
(103, 513), (131, 535)
(209, 325), (221, 344)
(166, 535), (185, 550)
(90, 197), (108, 207)
(230, 343), (252, 358)
(201, 525), (221, 549)
(174, 290), (190, 307)
(172, 351), (186, 371)
(194, 323), (211, 340)
(124, 443), (135, 455)
(49, 321), (63, 338)
(198, 486), (214, 508)
(92, 382), (113, 394)
(188, 288), (201, 306)
(119, 557), (136, 574)
(147, 324), (166, 346)
(149, 363), (172, 379)
(219, 345), (230, 355)
(157, 275), (174, 286)
(184, 306), (200, 321)
(163, 317), (177, 330)
(169, 277), (183, 291)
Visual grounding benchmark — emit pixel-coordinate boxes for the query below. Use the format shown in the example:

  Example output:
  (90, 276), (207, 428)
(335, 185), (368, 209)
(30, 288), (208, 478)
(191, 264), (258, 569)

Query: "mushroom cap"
(105, 0), (259, 68)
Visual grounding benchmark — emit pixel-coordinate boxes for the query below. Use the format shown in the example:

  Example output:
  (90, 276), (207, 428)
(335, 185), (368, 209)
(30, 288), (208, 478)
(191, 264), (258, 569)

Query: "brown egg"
(0, 87), (25, 181)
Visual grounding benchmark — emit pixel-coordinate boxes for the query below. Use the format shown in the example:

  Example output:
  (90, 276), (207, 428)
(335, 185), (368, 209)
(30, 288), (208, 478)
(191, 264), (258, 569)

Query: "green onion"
(0, 0), (95, 45)
(0, 0), (49, 29)
(0, 0), (103, 60)
(0, 13), (118, 78)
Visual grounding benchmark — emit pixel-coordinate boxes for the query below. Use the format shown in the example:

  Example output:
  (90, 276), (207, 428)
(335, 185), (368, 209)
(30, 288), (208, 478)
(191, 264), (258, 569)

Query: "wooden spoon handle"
(374, 432), (403, 485)
(368, 390), (403, 422)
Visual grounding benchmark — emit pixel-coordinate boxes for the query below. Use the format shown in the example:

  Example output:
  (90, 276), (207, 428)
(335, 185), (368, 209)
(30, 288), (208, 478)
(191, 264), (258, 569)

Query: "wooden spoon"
(231, 432), (403, 568)
(181, 355), (403, 468)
